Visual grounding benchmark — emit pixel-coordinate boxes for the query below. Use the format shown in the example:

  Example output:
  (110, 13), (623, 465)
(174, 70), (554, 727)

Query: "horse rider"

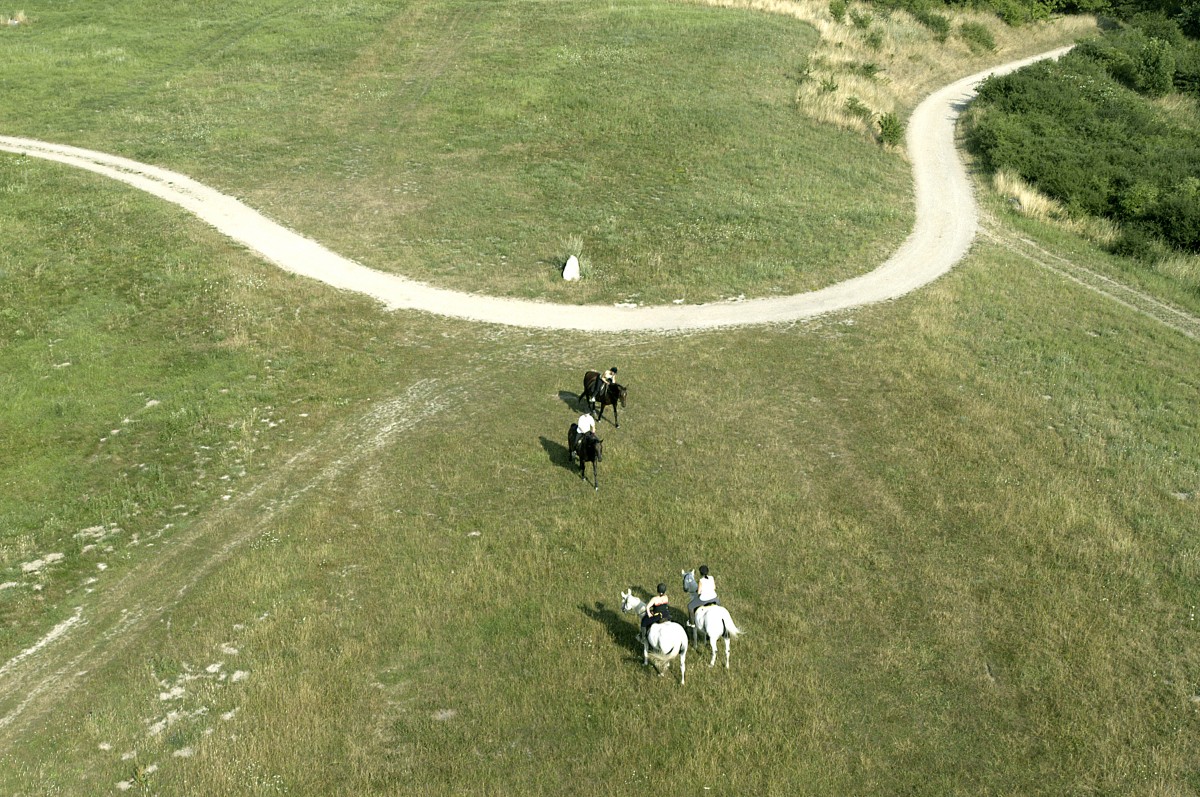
(641, 583), (670, 636)
(592, 366), (618, 401)
(688, 565), (721, 626)
(575, 410), (597, 455)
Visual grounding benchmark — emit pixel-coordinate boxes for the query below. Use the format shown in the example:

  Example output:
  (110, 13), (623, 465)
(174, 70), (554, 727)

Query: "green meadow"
(3, 1), (1199, 795)
(2, 0), (910, 305)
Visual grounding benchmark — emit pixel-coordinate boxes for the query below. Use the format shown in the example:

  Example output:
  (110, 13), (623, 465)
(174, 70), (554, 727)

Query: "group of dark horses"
(568, 370), (627, 491)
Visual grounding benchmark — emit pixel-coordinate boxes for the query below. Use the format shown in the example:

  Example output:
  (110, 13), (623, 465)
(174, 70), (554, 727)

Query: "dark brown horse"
(568, 423), (603, 490)
(580, 371), (627, 428)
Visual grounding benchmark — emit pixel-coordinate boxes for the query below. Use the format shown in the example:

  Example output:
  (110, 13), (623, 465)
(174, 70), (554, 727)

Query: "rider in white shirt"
(688, 564), (720, 625)
(575, 412), (597, 454)
(591, 366), (618, 401)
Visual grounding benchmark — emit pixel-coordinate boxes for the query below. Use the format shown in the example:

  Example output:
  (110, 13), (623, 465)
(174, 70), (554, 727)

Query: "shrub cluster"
(859, 0), (1194, 30)
(959, 21), (997, 52)
(964, 17), (1200, 258)
(877, 112), (906, 146)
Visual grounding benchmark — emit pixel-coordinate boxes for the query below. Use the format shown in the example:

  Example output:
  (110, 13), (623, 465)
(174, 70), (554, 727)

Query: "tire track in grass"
(980, 225), (1200, 340)
(0, 378), (465, 747)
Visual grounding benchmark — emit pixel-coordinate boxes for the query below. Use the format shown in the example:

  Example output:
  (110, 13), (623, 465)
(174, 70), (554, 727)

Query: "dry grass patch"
(993, 168), (1120, 247)
(1155, 253), (1200, 291)
(694, 0), (1097, 137)
(1, 9), (28, 26)
(993, 168), (1068, 223)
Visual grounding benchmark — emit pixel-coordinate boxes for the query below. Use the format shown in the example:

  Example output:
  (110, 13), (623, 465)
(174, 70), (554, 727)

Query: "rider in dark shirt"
(641, 583), (669, 632)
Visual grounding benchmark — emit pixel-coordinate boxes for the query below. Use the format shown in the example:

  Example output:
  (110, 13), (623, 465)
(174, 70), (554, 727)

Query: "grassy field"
(1, 0), (902, 306)
(0, 0), (1096, 306)
(5, 1), (1199, 795)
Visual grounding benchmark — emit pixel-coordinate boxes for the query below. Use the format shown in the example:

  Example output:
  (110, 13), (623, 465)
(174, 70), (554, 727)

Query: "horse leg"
(724, 636), (731, 669)
(592, 460), (599, 491)
(612, 402), (619, 428)
(709, 636), (718, 667)
(679, 649), (686, 686)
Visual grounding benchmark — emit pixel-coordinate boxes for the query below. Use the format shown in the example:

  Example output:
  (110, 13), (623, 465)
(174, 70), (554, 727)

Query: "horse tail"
(722, 614), (742, 639)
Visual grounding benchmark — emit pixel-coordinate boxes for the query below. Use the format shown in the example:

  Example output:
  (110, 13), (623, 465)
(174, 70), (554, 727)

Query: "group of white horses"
(619, 569), (742, 685)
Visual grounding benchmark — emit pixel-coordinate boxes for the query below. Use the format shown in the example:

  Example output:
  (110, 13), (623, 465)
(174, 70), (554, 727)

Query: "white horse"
(620, 589), (688, 685)
(681, 569), (742, 668)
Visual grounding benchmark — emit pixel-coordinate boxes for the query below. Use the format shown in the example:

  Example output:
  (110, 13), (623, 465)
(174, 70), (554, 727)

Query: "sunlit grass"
(697, 0), (1096, 136)
(3, 150), (1200, 793)
(3, 1), (1197, 794)
(0, 0), (913, 305)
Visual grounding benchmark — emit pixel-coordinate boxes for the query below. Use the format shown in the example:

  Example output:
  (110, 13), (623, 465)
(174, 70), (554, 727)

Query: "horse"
(681, 569), (742, 668)
(580, 371), (627, 428)
(620, 589), (688, 685)
(568, 423), (603, 490)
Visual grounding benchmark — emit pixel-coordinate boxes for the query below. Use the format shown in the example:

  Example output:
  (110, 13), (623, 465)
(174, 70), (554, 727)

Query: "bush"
(791, 56), (813, 84)
(966, 53), (1200, 260)
(830, 0), (848, 22)
(959, 21), (997, 52)
(913, 9), (951, 41)
(1075, 28), (1177, 97)
(1175, 41), (1200, 96)
(852, 61), (882, 79)
(877, 112), (905, 146)
(1117, 179), (1160, 219)
(1150, 189), (1200, 252)
(1128, 11), (1186, 47)
(1110, 224), (1166, 261)
(1181, 0), (1200, 38)
(844, 96), (873, 120)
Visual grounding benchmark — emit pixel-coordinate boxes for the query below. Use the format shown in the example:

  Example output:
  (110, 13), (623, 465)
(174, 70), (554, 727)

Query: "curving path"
(0, 47), (1071, 332)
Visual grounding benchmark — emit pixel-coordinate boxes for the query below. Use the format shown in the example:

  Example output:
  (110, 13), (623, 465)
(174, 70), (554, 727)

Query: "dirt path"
(0, 377), (470, 746)
(0, 48), (1072, 332)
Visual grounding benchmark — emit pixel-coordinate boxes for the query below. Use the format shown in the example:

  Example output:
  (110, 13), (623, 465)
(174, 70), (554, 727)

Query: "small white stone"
(562, 255), (580, 281)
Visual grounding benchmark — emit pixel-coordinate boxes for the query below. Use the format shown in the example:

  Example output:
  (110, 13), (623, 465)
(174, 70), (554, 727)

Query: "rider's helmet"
(699, 565), (709, 577)
(656, 583), (667, 595)
(610, 367), (618, 375)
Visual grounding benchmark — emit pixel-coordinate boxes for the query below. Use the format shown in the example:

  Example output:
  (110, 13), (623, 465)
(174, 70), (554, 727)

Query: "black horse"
(568, 423), (603, 490)
(580, 370), (627, 428)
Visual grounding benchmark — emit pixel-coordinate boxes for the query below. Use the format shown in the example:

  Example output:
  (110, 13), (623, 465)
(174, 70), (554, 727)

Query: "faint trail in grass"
(980, 225), (1200, 340)
(0, 609), (83, 682)
(330, 1), (475, 110)
(0, 377), (469, 745)
(175, 2), (307, 67)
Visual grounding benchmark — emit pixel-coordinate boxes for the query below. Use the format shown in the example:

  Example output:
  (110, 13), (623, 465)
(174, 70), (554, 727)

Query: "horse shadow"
(580, 600), (644, 662)
(558, 390), (584, 411)
(539, 436), (577, 472)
